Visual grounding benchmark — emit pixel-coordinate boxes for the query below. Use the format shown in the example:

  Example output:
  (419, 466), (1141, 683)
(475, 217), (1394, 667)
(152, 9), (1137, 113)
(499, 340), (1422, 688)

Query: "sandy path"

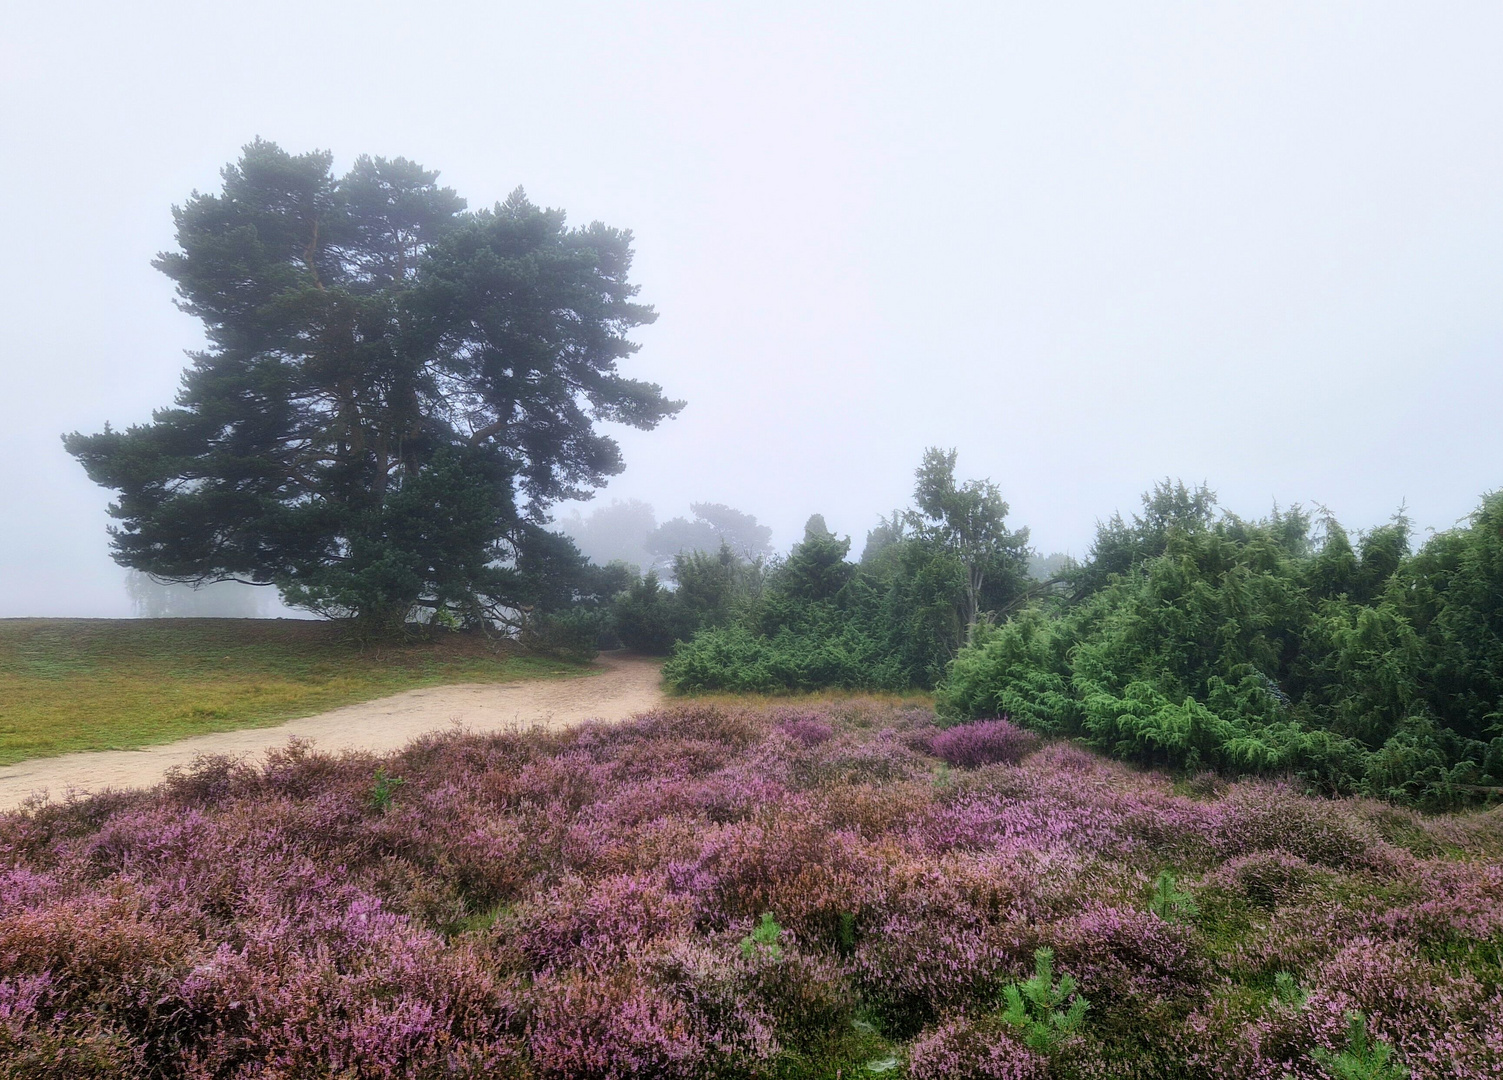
(0, 652), (664, 812)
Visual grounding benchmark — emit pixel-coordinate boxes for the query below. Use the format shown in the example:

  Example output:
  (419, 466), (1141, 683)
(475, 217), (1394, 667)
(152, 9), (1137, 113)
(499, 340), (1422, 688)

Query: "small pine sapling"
(740, 912), (784, 961)
(1149, 870), (1199, 923)
(998, 947), (1089, 1052)
(837, 911), (858, 956)
(1310, 1012), (1408, 1080)
(1272, 971), (1308, 1008)
(369, 768), (405, 813)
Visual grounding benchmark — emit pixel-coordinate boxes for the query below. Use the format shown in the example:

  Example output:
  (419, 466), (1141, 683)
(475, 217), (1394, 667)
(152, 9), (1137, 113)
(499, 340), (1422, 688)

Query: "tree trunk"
(963, 563), (985, 645)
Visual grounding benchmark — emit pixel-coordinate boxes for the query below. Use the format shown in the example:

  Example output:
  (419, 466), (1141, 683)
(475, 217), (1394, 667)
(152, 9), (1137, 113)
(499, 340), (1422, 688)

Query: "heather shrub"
(0, 896), (201, 1064)
(1204, 850), (1329, 908)
(526, 964), (736, 1079)
(0, 868), (57, 915)
(810, 778), (932, 837)
(2, 698), (1501, 1075)
(0, 980), (140, 1080)
(1228, 897), (1386, 981)
(1369, 860), (1503, 949)
(160, 753), (258, 806)
(1311, 939), (1485, 1073)
(411, 807), (536, 908)
(772, 711), (835, 747)
(176, 920), (526, 1078)
(851, 870), (1024, 1033)
(797, 728), (929, 787)
(1193, 940), (1493, 1079)
(1051, 905), (1207, 1005)
(1216, 786), (1385, 869)
(929, 717), (1040, 769)
(1025, 740), (1102, 774)
(681, 805), (875, 936)
(907, 1015), (1047, 1080)
(723, 933), (854, 1051)
(1188, 985), (1360, 1080)
(509, 874), (694, 969)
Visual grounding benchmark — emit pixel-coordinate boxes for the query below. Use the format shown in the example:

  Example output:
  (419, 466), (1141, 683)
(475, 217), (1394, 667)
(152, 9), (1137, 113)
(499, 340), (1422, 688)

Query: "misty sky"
(3, 2), (1501, 617)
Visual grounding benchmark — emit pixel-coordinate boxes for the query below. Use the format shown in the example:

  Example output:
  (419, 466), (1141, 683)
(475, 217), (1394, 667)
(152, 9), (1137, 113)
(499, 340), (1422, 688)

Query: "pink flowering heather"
(772, 711), (836, 747)
(852, 890), (1022, 1030)
(1202, 849), (1329, 908)
(929, 717), (1040, 769)
(907, 1015), (1047, 1079)
(1, 698), (1501, 1075)
(1052, 904), (1207, 1002)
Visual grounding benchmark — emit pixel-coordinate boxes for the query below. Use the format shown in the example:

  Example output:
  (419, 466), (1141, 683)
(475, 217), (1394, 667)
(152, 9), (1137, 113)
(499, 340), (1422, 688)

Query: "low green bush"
(940, 487), (1503, 806)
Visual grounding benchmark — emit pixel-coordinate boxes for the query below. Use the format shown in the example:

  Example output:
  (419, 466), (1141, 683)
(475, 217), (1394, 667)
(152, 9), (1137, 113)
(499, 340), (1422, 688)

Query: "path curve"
(0, 652), (664, 812)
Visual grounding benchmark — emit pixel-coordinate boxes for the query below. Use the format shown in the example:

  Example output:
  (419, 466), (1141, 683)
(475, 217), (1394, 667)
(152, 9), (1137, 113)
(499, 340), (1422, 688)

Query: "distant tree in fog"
(126, 571), (273, 618)
(775, 516), (855, 602)
(555, 499), (657, 571)
(801, 513), (833, 540)
(1026, 551), (1075, 582)
(859, 512), (906, 567)
(645, 502), (773, 572)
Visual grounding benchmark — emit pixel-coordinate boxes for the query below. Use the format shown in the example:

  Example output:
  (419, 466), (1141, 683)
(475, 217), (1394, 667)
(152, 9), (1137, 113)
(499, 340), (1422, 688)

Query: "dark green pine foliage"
(662, 521), (911, 694)
(943, 486), (1503, 806)
(613, 544), (768, 656)
(659, 454), (1033, 693)
(1388, 493), (1503, 746)
(66, 141), (680, 634)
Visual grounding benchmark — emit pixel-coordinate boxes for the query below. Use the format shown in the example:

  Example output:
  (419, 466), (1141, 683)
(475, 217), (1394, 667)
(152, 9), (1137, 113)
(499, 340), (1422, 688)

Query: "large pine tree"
(66, 140), (682, 633)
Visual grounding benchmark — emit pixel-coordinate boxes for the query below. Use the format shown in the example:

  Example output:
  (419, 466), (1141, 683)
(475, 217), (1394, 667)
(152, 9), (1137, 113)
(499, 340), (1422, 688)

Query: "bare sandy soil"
(0, 652), (664, 812)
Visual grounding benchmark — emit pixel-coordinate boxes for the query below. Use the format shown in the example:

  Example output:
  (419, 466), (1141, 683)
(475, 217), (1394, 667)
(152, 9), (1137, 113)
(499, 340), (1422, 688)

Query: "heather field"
(3, 701), (1502, 1079)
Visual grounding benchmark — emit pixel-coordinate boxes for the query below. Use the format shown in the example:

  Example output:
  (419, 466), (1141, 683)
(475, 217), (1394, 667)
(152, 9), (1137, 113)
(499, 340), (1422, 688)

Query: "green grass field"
(0, 619), (583, 765)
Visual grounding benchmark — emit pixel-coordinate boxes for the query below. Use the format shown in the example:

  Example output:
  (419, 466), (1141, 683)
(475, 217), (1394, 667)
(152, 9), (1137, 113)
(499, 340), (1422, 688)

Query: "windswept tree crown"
(67, 140), (682, 630)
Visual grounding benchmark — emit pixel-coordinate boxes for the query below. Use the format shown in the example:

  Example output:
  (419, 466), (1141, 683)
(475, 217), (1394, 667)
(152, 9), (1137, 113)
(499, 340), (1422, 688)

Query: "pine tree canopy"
(65, 140), (682, 632)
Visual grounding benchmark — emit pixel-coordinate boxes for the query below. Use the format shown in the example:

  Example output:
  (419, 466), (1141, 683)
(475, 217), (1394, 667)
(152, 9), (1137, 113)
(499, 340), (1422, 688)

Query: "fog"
(3, 2), (1501, 617)
(559, 501), (777, 578)
(124, 573), (279, 619)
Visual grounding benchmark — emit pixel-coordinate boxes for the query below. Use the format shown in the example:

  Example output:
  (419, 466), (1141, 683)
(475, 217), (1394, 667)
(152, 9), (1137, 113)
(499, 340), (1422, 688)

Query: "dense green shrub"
(663, 616), (911, 694)
(621, 463), (1502, 805)
(520, 606), (610, 661)
(661, 526), (907, 692)
(659, 522), (995, 694)
(613, 545), (766, 654)
(657, 453), (1031, 694)
(941, 489), (1503, 806)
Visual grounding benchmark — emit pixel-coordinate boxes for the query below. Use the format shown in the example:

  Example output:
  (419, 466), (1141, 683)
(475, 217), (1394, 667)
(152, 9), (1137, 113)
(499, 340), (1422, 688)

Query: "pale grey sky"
(3, 2), (1501, 616)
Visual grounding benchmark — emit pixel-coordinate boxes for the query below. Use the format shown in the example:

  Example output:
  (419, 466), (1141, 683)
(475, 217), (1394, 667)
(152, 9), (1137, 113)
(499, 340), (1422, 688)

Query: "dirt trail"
(0, 652), (664, 812)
